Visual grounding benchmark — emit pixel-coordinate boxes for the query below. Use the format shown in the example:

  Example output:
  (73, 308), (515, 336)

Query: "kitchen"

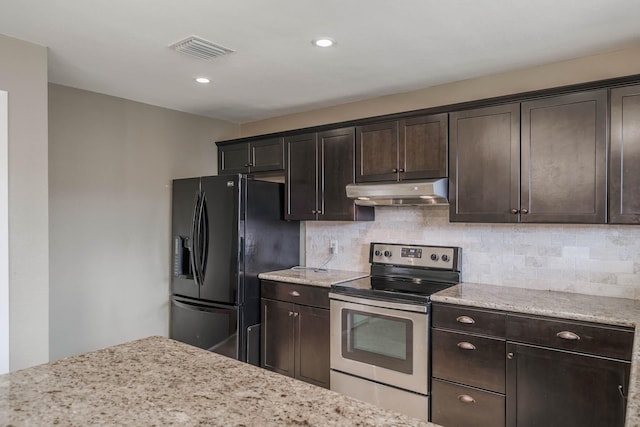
(2, 1), (640, 425)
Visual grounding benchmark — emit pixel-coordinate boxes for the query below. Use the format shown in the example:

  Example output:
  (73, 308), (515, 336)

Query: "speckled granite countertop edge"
(258, 268), (369, 288)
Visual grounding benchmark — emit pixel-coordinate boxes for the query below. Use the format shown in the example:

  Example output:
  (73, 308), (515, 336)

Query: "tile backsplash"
(303, 206), (640, 300)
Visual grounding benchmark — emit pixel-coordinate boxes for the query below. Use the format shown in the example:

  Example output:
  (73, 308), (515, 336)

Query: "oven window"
(342, 309), (413, 374)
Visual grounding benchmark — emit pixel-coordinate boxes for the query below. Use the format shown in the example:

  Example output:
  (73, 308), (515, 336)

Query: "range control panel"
(370, 242), (461, 270)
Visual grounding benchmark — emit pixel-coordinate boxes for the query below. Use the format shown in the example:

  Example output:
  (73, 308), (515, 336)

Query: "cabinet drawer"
(432, 329), (506, 393)
(432, 303), (506, 337)
(432, 379), (505, 427)
(261, 280), (329, 309)
(506, 314), (634, 360)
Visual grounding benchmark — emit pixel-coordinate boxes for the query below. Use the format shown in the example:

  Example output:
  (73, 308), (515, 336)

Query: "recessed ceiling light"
(312, 38), (335, 48)
(195, 77), (210, 84)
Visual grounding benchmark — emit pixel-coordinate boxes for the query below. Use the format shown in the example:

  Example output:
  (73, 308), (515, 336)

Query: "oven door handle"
(328, 292), (428, 313)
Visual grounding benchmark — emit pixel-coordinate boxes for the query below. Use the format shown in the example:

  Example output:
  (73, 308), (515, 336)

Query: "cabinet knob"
(288, 311), (294, 317)
(456, 315), (475, 324)
(392, 168), (398, 173)
(521, 208), (529, 214)
(457, 342), (476, 351)
(556, 330), (580, 340)
(511, 208), (519, 214)
(311, 210), (317, 214)
(398, 168), (405, 173)
(507, 352), (514, 360)
(289, 290), (300, 297)
(457, 394), (476, 404)
(244, 163), (250, 167)
(293, 312), (299, 317)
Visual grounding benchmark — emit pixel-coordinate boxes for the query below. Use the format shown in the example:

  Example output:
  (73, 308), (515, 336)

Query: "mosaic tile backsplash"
(303, 206), (640, 300)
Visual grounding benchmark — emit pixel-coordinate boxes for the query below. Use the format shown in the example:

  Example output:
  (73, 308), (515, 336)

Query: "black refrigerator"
(170, 174), (299, 365)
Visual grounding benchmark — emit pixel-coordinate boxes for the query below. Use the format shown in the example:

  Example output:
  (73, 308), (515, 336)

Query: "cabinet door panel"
(285, 133), (318, 220)
(219, 143), (249, 174)
(449, 104), (520, 222)
(319, 127), (374, 221)
(400, 113), (448, 180)
(261, 299), (294, 377)
(250, 138), (284, 172)
(610, 85), (640, 224)
(521, 90), (606, 223)
(355, 121), (399, 182)
(295, 305), (330, 388)
(506, 343), (629, 427)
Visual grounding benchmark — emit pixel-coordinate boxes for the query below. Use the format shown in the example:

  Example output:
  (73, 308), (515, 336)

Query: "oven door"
(329, 294), (429, 395)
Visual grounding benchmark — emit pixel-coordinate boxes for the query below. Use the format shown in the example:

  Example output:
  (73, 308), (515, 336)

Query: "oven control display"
(401, 247), (422, 258)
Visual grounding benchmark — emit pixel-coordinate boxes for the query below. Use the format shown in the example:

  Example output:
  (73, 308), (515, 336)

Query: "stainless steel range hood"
(345, 178), (448, 206)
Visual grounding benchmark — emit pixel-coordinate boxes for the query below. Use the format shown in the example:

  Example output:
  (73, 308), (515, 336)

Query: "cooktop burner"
(330, 242), (462, 306)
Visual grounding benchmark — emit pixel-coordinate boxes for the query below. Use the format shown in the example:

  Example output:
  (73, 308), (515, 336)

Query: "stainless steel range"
(329, 242), (461, 421)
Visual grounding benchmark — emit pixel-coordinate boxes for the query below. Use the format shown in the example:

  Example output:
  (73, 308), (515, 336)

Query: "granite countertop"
(258, 268), (369, 288)
(431, 283), (640, 427)
(0, 337), (434, 427)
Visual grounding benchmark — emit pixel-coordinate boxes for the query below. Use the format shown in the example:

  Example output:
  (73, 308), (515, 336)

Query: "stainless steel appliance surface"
(170, 175), (300, 366)
(329, 242), (461, 421)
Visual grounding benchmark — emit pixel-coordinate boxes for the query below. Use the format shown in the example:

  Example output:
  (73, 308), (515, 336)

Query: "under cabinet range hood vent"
(345, 179), (449, 206)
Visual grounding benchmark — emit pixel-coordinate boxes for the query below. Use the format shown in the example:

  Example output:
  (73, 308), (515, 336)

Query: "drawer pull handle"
(457, 342), (476, 350)
(289, 291), (301, 297)
(619, 385), (627, 399)
(556, 331), (580, 340)
(456, 316), (475, 324)
(457, 394), (476, 404)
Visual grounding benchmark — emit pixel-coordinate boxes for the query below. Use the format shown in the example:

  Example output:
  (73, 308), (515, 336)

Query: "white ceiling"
(1, 0), (640, 123)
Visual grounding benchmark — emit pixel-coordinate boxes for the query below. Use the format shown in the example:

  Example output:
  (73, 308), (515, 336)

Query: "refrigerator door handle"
(190, 191), (201, 287)
(199, 193), (209, 282)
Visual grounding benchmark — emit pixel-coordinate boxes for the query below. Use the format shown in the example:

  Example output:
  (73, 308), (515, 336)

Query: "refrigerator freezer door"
(170, 296), (239, 359)
(171, 178), (201, 299)
(199, 175), (241, 304)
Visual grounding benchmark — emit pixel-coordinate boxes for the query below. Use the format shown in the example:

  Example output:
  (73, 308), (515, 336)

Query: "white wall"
(305, 207), (640, 300)
(48, 84), (239, 360)
(0, 91), (9, 374)
(0, 34), (49, 371)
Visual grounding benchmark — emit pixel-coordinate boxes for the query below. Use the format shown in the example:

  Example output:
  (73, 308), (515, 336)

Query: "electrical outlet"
(330, 240), (338, 254)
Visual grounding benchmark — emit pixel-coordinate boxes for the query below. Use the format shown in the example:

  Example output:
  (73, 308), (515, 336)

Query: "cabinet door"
(610, 85), (640, 224)
(355, 121), (399, 182)
(506, 343), (630, 427)
(250, 137), (285, 172)
(318, 127), (374, 221)
(285, 133), (318, 220)
(400, 113), (448, 180)
(294, 305), (330, 388)
(261, 298), (295, 377)
(218, 143), (249, 174)
(521, 90), (607, 223)
(449, 104), (520, 223)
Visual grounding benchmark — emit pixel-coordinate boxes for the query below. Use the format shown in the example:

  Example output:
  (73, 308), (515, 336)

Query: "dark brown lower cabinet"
(261, 281), (330, 389)
(432, 379), (505, 427)
(506, 343), (630, 427)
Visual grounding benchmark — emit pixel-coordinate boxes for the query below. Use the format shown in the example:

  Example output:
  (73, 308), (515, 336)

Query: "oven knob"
(374, 250), (382, 257)
(442, 254), (450, 262)
(383, 250), (392, 257)
(430, 253), (439, 261)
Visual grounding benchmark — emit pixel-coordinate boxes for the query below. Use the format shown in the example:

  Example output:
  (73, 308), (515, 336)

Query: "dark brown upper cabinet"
(450, 90), (607, 223)
(521, 90), (607, 223)
(449, 103), (521, 223)
(285, 128), (374, 221)
(218, 137), (284, 174)
(610, 84), (640, 224)
(355, 113), (448, 183)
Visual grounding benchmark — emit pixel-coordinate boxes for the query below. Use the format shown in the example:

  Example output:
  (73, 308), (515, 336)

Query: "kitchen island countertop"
(0, 336), (433, 426)
(258, 268), (368, 288)
(431, 283), (640, 427)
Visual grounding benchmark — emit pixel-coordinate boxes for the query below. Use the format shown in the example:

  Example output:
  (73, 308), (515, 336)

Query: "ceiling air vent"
(169, 36), (234, 60)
